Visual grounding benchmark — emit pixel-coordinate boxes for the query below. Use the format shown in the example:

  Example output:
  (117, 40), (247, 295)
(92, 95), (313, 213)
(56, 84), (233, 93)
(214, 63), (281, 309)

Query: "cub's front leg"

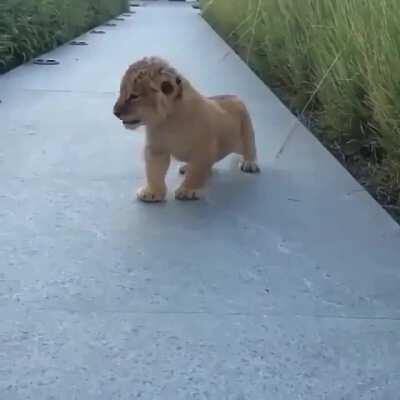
(137, 146), (170, 203)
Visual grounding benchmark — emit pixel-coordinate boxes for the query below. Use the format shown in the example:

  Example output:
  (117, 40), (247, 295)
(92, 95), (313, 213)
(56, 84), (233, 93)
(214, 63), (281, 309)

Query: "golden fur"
(113, 56), (260, 202)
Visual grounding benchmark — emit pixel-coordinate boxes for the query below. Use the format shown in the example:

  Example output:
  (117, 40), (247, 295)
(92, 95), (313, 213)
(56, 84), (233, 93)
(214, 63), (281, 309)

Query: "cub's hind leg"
(239, 107), (260, 173)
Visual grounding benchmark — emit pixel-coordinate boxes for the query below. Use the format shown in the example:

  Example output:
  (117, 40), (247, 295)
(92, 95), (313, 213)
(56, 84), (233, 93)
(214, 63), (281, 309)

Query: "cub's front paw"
(136, 187), (166, 203)
(239, 160), (260, 173)
(174, 187), (202, 201)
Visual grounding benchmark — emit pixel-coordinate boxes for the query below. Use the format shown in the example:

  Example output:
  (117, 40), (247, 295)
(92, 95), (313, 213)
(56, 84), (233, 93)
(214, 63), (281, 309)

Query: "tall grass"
(0, 0), (128, 73)
(202, 0), (400, 215)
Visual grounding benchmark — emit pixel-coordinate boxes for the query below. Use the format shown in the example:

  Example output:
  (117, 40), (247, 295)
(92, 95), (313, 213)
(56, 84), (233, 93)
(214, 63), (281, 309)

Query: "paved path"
(1, 2), (399, 399)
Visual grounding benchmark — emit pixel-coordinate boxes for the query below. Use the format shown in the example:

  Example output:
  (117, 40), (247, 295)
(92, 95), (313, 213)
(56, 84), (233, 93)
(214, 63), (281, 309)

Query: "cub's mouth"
(123, 119), (141, 125)
(122, 119), (143, 130)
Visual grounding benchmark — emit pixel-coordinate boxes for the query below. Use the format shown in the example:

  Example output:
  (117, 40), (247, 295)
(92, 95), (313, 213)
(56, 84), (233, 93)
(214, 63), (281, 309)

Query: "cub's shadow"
(131, 156), (287, 235)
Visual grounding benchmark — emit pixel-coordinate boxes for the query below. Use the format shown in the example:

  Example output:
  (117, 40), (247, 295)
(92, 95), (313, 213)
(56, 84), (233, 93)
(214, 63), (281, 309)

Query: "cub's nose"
(113, 106), (122, 118)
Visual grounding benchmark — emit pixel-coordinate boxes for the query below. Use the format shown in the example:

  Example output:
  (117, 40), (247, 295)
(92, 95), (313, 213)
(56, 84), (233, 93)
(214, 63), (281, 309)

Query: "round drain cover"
(70, 41), (88, 46)
(33, 59), (59, 65)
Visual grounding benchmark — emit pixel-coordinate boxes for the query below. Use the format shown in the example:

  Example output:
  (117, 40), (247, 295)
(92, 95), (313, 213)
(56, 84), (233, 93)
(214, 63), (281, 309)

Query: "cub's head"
(113, 57), (182, 129)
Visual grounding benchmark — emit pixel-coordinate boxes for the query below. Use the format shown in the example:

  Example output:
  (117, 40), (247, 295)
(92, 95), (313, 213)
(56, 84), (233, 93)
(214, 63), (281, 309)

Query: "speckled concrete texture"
(1, 2), (400, 399)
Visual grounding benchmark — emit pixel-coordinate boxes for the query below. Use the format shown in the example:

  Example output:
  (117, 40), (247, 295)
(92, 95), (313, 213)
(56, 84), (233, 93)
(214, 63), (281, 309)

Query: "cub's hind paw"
(178, 164), (187, 175)
(239, 160), (260, 173)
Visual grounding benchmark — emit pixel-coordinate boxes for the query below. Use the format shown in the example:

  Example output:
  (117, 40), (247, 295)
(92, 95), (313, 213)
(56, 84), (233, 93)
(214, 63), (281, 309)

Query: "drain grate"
(90, 30), (106, 34)
(103, 22), (117, 27)
(70, 41), (88, 46)
(33, 59), (59, 65)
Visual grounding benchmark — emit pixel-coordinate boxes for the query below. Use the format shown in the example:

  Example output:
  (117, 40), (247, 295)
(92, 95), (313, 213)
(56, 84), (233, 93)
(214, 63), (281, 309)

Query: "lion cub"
(113, 56), (260, 202)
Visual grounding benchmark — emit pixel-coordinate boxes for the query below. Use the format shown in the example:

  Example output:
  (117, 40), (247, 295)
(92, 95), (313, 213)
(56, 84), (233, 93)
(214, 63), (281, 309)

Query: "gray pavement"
(1, 2), (400, 399)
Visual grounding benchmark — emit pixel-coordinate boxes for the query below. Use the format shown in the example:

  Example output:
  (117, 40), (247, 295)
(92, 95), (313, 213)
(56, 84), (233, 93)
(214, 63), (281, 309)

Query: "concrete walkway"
(1, 2), (399, 399)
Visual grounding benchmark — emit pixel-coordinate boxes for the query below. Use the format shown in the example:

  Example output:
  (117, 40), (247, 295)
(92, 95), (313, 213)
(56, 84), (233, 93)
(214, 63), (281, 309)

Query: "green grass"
(0, 0), (128, 73)
(201, 0), (400, 219)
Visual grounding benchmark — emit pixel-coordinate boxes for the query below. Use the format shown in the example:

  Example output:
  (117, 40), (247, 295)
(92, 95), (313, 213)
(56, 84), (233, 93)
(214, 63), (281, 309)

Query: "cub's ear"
(161, 80), (175, 96)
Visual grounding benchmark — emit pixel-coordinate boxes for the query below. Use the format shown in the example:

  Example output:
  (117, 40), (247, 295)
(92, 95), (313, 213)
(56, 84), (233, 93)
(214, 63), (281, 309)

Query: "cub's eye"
(128, 93), (139, 101)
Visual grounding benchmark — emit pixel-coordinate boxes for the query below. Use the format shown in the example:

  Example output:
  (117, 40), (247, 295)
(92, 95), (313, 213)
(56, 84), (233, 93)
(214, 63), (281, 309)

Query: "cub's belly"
(171, 149), (191, 163)
(167, 141), (193, 162)
(167, 131), (239, 163)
